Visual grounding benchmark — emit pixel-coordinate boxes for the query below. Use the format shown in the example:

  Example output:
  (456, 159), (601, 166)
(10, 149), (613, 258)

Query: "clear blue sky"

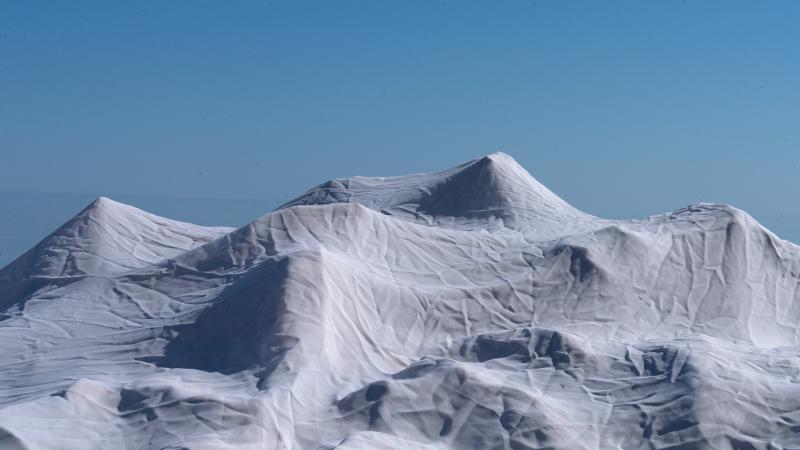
(1, 1), (799, 265)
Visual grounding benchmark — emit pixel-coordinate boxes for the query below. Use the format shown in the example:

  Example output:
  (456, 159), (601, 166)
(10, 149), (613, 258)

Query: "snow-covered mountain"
(1, 153), (799, 449)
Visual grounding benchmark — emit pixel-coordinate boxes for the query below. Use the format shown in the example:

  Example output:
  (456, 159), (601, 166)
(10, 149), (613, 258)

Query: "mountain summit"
(281, 152), (594, 232)
(0, 197), (232, 308)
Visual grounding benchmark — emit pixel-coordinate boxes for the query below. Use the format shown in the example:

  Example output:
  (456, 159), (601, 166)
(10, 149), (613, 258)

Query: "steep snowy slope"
(1, 153), (799, 449)
(281, 153), (598, 236)
(0, 197), (233, 313)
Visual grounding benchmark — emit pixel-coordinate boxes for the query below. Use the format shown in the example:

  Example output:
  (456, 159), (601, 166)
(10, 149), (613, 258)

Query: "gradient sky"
(1, 1), (799, 265)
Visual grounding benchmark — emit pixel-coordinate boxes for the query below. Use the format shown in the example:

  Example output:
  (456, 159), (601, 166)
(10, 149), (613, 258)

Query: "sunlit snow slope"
(2, 153), (800, 449)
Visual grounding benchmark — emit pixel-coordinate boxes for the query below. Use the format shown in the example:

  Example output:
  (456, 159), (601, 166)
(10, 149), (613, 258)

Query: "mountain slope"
(0, 197), (233, 310)
(281, 152), (598, 235)
(0, 154), (799, 449)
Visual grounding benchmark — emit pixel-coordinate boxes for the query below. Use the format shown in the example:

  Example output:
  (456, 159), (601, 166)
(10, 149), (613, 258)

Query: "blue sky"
(1, 1), (799, 265)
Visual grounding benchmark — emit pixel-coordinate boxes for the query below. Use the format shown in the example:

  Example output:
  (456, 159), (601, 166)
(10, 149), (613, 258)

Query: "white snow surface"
(2, 153), (800, 449)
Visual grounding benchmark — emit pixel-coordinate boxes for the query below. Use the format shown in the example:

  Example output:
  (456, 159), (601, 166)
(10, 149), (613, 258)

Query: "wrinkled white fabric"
(1, 153), (799, 449)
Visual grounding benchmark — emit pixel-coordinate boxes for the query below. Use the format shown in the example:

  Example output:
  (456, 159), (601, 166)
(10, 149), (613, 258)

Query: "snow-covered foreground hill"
(2, 153), (800, 449)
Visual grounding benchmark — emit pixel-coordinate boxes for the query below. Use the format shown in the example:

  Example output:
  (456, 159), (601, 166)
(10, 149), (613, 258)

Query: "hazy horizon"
(1, 152), (799, 268)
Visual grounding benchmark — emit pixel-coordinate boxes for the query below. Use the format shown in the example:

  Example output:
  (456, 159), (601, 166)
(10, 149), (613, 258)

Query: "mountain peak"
(81, 196), (139, 222)
(475, 150), (516, 165)
(280, 152), (594, 231)
(0, 198), (233, 287)
(87, 195), (119, 210)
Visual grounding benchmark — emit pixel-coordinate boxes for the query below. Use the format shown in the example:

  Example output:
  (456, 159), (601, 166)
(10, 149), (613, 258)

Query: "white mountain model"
(1, 153), (799, 449)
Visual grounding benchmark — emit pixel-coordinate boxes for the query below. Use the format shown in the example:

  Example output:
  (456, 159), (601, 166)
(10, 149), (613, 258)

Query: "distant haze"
(1, 164), (798, 268)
